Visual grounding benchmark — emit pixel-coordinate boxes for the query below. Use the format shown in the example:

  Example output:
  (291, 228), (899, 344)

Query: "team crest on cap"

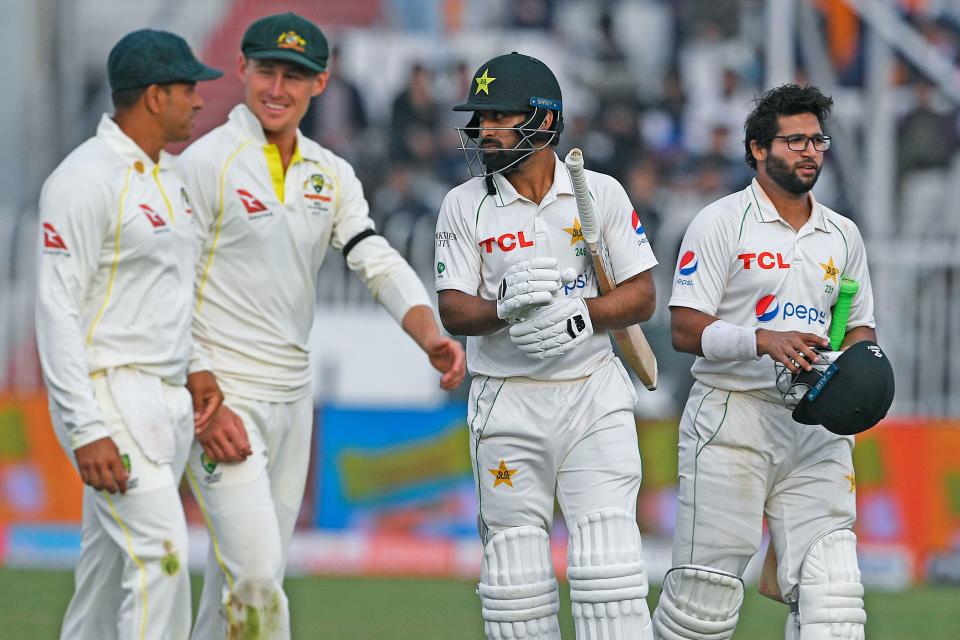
(756, 294), (779, 322)
(475, 68), (496, 95)
(678, 250), (698, 276)
(277, 31), (306, 52)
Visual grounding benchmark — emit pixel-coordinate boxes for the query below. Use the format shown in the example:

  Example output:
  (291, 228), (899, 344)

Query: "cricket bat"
(564, 148), (658, 390)
(757, 275), (860, 602)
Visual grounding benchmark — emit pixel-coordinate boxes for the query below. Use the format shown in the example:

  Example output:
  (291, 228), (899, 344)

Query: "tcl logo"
(478, 231), (534, 253)
(738, 252), (790, 269)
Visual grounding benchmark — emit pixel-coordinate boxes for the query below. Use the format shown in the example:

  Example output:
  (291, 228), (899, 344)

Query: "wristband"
(701, 320), (759, 361)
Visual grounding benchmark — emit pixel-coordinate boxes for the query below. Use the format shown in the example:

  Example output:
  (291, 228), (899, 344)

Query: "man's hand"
(510, 297), (593, 358)
(496, 257), (563, 323)
(74, 437), (129, 494)
(197, 404), (252, 463)
(756, 329), (829, 373)
(186, 370), (224, 434)
(424, 335), (466, 390)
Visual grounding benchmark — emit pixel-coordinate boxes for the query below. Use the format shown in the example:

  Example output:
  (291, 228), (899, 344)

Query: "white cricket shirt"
(178, 104), (428, 402)
(36, 115), (200, 449)
(435, 153), (658, 379)
(668, 178), (875, 398)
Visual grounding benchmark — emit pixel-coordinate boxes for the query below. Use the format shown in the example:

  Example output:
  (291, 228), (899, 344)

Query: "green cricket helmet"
(453, 52), (564, 177)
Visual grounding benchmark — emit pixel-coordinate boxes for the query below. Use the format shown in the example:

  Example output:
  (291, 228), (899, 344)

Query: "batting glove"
(509, 297), (593, 358)
(496, 257), (563, 324)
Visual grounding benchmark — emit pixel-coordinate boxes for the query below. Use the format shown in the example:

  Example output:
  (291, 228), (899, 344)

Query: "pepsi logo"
(678, 251), (698, 276)
(756, 294), (779, 322)
(631, 210), (645, 235)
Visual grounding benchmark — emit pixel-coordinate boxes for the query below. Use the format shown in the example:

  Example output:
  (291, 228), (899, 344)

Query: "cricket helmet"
(777, 340), (895, 435)
(453, 52), (564, 177)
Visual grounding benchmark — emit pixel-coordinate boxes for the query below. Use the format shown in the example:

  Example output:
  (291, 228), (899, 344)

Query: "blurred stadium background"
(1, 0), (959, 637)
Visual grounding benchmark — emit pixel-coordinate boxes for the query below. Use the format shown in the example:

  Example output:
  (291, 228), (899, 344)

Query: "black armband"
(342, 229), (378, 259)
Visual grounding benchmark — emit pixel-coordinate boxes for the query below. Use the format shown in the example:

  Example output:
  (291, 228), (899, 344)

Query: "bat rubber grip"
(828, 277), (859, 351)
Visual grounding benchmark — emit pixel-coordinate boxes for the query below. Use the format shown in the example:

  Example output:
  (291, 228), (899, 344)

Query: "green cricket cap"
(453, 52), (562, 114)
(241, 13), (329, 73)
(108, 29), (222, 91)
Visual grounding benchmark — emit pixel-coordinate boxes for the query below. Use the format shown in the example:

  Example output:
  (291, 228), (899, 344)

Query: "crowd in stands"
(301, 0), (960, 258)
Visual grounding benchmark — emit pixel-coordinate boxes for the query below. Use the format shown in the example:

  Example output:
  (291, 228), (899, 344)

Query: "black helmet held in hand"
(788, 340), (895, 435)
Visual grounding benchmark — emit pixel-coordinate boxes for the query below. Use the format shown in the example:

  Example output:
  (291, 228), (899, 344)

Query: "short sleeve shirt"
(668, 178), (875, 397)
(435, 154), (658, 380)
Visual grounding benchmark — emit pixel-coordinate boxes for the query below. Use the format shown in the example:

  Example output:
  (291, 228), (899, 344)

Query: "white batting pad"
(567, 509), (653, 640)
(478, 526), (561, 639)
(651, 564), (744, 640)
(795, 529), (865, 640)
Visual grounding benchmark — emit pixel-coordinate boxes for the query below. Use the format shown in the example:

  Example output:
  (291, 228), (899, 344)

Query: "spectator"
(390, 63), (439, 164)
(304, 46), (368, 162)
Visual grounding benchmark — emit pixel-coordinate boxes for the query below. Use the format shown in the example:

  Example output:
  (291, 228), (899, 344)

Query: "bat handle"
(828, 276), (859, 351)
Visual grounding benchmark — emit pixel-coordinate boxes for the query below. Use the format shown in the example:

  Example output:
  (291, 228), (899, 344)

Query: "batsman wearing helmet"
(652, 84), (892, 640)
(435, 52), (658, 639)
(176, 13), (465, 639)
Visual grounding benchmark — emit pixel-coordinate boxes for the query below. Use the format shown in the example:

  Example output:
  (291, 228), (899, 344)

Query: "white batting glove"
(509, 297), (593, 358)
(496, 257), (563, 324)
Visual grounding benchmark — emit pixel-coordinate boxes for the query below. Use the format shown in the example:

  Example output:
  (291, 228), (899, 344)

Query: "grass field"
(3, 568), (958, 639)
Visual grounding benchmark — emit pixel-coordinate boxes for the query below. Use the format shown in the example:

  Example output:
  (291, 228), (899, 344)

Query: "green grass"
(3, 568), (958, 639)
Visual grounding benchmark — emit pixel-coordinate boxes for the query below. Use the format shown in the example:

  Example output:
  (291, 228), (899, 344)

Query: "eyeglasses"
(772, 134), (832, 152)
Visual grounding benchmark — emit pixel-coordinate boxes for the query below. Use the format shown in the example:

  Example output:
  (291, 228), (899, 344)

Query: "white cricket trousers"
(467, 357), (642, 540)
(57, 374), (194, 640)
(185, 392), (313, 640)
(672, 381), (857, 596)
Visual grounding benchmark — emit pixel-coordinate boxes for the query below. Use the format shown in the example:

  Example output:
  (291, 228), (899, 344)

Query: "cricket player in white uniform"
(35, 30), (223, 640)
(436, 53), (658, 640)
(176, 13), (465, 639)
(652, 85), (877, 640)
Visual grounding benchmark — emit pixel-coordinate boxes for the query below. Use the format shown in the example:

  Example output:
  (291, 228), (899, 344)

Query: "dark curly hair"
(743, 84), (833, 170)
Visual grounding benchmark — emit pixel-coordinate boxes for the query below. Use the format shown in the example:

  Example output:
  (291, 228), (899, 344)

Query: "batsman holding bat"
(435, 52), (659, 639)
(653, 85), (892, 640)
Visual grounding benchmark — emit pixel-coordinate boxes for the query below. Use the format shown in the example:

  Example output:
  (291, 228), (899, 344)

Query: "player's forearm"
(669, 306), (718, 356)
(841, 325), (877, 349)
(401, 305), (444, 350)
(586, 272), (655, 331)
(438, 290), (505, 336)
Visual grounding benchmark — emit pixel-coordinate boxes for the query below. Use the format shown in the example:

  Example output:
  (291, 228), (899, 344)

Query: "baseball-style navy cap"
(108, 29), (222, 91)
(241, 13), (329, 73)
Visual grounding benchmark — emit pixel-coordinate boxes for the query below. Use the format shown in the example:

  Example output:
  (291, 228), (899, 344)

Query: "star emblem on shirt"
(844, 471), (856, 493)
(489, 459), (517, 488)
(475, 69), (496, 95)
(819, 256), (840, 283)
(563, 217), (585, 245)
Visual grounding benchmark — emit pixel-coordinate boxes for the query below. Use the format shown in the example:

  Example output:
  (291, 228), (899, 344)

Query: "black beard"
(765, 153), (821, 194)
(480, 136), (537, 174)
